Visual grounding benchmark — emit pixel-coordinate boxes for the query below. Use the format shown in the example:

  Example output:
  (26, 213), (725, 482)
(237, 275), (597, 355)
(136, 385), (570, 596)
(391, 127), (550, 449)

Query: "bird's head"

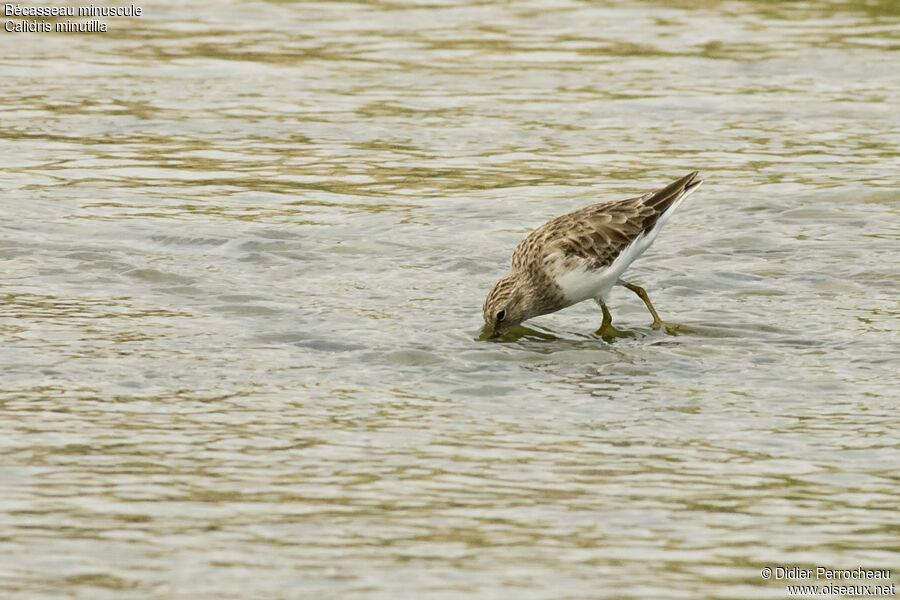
(482, 274), (533, 337)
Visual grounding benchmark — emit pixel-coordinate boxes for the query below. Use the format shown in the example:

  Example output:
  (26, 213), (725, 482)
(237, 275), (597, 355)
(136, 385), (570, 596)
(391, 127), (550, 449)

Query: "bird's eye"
(496, 309), (506, 322)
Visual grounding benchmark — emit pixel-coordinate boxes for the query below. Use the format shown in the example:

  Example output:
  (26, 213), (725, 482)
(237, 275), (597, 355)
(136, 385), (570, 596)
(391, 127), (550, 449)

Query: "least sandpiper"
(483, 171), (702, 337)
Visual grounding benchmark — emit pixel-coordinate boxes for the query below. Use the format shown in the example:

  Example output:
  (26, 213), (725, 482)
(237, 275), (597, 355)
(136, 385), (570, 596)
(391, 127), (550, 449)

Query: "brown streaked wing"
(510, 172), (699, 273)
(539, 198), (655, 270)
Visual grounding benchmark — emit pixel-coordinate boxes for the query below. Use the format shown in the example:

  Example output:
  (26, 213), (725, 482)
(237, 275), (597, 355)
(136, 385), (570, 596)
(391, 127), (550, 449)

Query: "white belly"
(551, 229), (657, 306)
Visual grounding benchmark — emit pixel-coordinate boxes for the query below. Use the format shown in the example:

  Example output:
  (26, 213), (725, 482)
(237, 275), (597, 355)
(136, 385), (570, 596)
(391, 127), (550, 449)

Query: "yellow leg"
(620, 280), (663, 329)
(594, 300), (632, 340)
(599, 301), (613, 332)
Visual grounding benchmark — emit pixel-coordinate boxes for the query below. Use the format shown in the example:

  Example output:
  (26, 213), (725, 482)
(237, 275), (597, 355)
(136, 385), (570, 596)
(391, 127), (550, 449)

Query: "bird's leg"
(594, 299), (630, 340)
(599, 300), (613, 331)
(619, 280), (678, 334)
(619, 281), (662, 327)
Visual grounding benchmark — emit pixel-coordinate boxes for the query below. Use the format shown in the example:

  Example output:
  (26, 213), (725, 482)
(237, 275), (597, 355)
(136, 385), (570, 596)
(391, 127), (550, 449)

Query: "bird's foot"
(651, 320), (681, 335)
(595, 323), (635, 342)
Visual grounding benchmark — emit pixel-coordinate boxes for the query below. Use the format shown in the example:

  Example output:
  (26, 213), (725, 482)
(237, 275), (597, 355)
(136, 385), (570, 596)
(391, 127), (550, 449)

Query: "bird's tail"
(642, 171), (703, 214)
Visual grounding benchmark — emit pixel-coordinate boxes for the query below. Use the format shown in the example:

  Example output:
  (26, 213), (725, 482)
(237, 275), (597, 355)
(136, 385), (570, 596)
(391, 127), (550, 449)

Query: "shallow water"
(1, 1), (898, 598)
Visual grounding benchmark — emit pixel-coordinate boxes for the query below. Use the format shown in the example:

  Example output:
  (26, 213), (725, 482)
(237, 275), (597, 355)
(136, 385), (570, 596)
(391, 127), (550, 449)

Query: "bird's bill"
(477, 323), (501, 340)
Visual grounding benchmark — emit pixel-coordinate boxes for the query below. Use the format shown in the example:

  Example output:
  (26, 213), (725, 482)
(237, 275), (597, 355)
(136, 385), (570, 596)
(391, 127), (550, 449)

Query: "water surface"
(1, 1), (898, 598)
